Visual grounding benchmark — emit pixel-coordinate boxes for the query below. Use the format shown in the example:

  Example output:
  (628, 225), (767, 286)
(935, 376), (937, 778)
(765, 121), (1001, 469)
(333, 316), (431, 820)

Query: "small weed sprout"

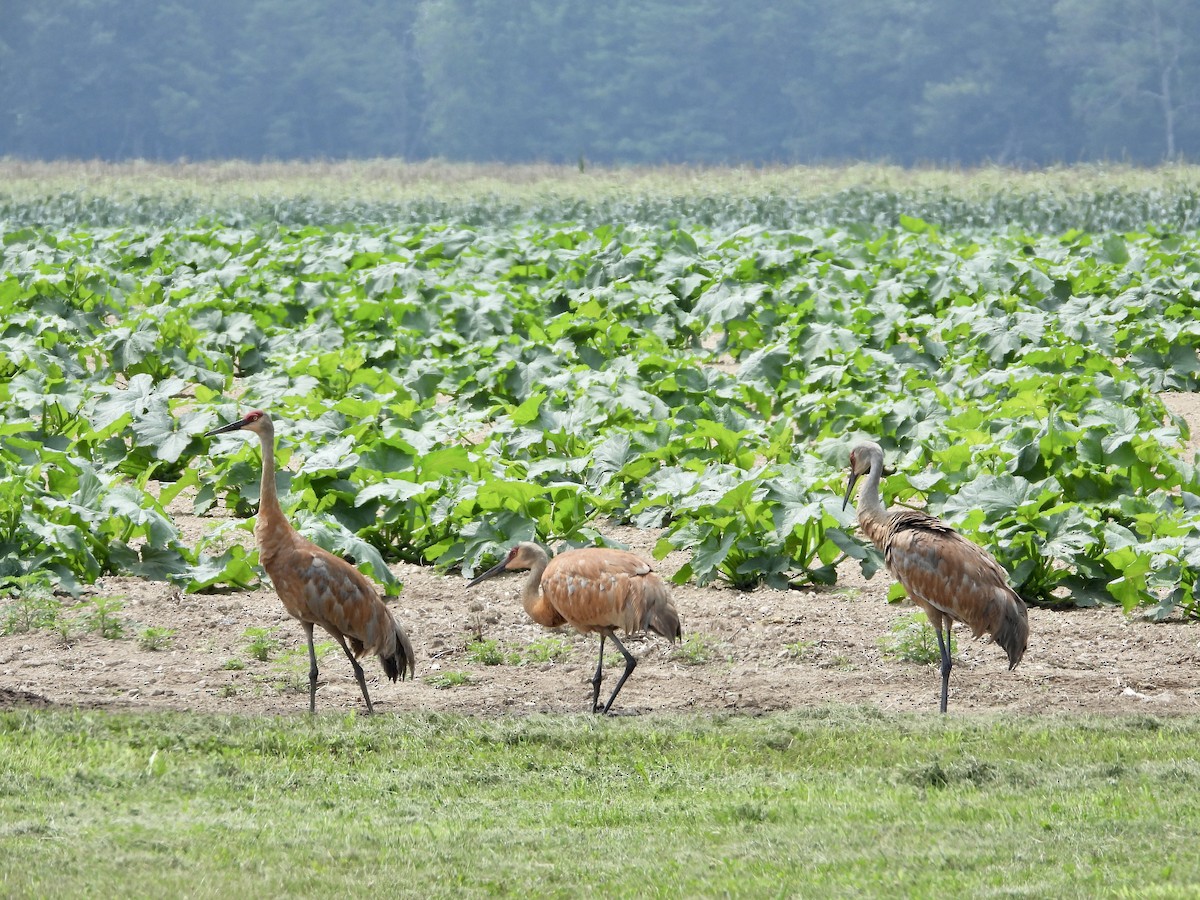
(466, 637), (519, 666)
(243, 627), (280, 662)
(137, 626), (175, 651)
(1, 575), (62, 636)
(523, 636), (571, 664)
(222, 658), (246, 671)
(672, 633), (717, 666)
(784, 639), (814, 660)
(879, 612), (951, 664)
(425, 671), (473, 689)
(271, 643), (333, 693)
(82, 596), (126, 640)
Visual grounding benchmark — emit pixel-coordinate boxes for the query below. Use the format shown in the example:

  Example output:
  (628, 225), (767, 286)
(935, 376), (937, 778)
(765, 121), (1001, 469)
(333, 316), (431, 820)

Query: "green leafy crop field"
(3, 162), (1200, 895)
(3, 163), (1200, 614)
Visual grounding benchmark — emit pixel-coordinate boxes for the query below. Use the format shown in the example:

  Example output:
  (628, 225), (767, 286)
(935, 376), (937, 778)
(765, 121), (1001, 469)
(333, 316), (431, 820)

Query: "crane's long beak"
(467, 557), (510, 588)
(842, 471), (861, 511)
(205, 416), (255, 437)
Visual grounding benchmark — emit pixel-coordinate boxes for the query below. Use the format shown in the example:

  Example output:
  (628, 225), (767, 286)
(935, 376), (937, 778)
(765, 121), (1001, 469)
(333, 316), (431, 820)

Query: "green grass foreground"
(0, 708), (1197, 898)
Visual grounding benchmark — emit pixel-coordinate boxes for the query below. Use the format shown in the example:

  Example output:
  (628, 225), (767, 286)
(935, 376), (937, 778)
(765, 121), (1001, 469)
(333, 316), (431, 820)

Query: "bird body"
(844, 441), (1028, 712)
(468, 542), (681, 713)
(206, 409), (414, 712)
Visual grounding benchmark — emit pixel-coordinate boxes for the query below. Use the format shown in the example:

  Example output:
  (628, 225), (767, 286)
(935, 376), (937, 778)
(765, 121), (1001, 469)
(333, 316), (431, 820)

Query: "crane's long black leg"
(590, 634), (606, 713)
(333, 633), (374, 714)
(599, 632), (638, 715)
(934, 622), (952, 714)
(303, 622), (319, 714)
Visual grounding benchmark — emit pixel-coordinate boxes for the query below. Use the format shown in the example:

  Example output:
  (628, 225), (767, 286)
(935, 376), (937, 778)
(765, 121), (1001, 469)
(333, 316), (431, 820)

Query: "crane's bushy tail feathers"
(380, 621), (416, 682)
(993, 595), (1030, 670)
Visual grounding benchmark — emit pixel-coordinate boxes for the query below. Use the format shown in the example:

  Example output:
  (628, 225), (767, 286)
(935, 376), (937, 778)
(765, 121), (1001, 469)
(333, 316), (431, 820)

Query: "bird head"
(842, 441), (884, 510)
(205, 409), (272, 440)
(466, 542), (545, 587)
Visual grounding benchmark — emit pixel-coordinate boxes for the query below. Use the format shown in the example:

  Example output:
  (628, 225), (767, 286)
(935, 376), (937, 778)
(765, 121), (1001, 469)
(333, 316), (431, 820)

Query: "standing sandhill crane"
(205, 409), (414, 713)
(467, 542), (682, 714)
(843, 441), (1028, 713)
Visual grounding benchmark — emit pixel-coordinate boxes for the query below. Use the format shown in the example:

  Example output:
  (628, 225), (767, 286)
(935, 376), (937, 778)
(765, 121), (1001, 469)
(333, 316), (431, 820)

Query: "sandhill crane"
(467, 542), (682, 714)
(205, 409), (414, 713)
(843, 441), (1028, 713)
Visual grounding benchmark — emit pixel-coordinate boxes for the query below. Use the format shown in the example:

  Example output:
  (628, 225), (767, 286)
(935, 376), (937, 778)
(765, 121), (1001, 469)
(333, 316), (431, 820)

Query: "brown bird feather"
(206, 409), (414, 713)
(844, 441), (1028, 712)
(468, 542), (681, 713)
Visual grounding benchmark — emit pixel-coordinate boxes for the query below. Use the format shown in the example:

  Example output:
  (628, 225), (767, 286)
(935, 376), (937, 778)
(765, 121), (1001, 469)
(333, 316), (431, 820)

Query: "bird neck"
(856, 457), (891, 546)
(520, 555), (561, 628)
(255, 425), (287, 533)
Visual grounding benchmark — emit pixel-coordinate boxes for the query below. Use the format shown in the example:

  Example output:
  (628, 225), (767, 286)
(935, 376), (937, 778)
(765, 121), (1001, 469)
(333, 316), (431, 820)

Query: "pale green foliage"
(3, 174), (1200, 618)
(783, 639), (815, 660)
(136, 626), (175, 651)
(243, 627), (280, 662)
(0, 575), (62, 636)
(425, 671), (473, 689)
(878, 612), (953, 665)
(80, 596), (126, 640)
(269, 642), (334, 694)
(672, 633), (720, 666)
(466, 637), (520, 666)
(522, 635), (571, 663)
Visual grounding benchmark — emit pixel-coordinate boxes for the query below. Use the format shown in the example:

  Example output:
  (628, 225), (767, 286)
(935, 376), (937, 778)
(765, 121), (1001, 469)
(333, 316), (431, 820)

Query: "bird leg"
(332, 633), (374, 714)
(598, 632), (638, 715)
(931, 616), (952, 714)
(303, 622), (319, 714)
(590, 634), (606, 713)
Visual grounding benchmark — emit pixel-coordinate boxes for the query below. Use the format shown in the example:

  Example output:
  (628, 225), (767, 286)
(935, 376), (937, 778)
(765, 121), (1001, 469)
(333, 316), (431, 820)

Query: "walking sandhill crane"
(467, 542), (682, 714)
(205, 409), (414, 714)
(843, 441), (1028, 713)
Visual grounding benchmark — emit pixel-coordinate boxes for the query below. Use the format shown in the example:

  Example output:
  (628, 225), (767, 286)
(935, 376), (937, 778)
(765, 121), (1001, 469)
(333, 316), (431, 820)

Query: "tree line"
(1, 0), (1196, 166)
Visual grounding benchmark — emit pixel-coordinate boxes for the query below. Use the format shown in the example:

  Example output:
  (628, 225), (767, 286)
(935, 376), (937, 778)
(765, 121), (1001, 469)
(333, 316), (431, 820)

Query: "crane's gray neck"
(255, 422), (285, 526)
(857, 455), (886, 519)
(855, 452), (890, 550)
(521, 551), (558, 627)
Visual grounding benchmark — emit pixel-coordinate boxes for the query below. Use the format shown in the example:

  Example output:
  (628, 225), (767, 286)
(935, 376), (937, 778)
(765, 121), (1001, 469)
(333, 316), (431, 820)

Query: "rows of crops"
(3, 189), (1200, 619)
(6, 185), (1200, 233)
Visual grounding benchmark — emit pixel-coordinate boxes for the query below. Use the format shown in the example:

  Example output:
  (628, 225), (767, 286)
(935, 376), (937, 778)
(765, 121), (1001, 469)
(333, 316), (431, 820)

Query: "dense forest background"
(1, 0), (1197, 166)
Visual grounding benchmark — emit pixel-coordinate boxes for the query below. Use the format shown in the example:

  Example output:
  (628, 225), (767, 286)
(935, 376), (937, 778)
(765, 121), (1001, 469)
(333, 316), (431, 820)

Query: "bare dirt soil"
(4, 397), (1200, 719)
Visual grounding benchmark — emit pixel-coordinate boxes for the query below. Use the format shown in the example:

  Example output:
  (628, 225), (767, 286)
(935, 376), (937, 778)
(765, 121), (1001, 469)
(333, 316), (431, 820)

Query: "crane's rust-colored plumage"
(467, 542), (682, 713)
(843, 441), (1028, 713)
(205, 409), (414, 713)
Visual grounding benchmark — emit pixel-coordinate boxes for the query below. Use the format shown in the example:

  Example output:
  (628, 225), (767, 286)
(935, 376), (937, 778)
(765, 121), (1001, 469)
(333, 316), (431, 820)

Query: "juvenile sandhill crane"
(205, 409), (414, 714)
(467, 542), (682, 714)
(843, 441), (1028, 713)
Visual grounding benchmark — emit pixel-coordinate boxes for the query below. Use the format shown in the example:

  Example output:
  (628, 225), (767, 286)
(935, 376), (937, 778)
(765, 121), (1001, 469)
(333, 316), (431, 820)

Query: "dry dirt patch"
(4, 401), (1200, 718)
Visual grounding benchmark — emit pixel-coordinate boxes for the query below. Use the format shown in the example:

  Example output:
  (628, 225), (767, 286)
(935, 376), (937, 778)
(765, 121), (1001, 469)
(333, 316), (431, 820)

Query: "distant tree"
(0, 0), (1191, 165)
(593, 0), (808, 164)
(912, 1), (1071, 165)
(232, 0), (424, 159)
(783, 0), (938, 163)
(3, 1), (163, 159)
(147, 1), (248, 159)
(1051, 0), (1200, 161)
(415, 0), (589, 162)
